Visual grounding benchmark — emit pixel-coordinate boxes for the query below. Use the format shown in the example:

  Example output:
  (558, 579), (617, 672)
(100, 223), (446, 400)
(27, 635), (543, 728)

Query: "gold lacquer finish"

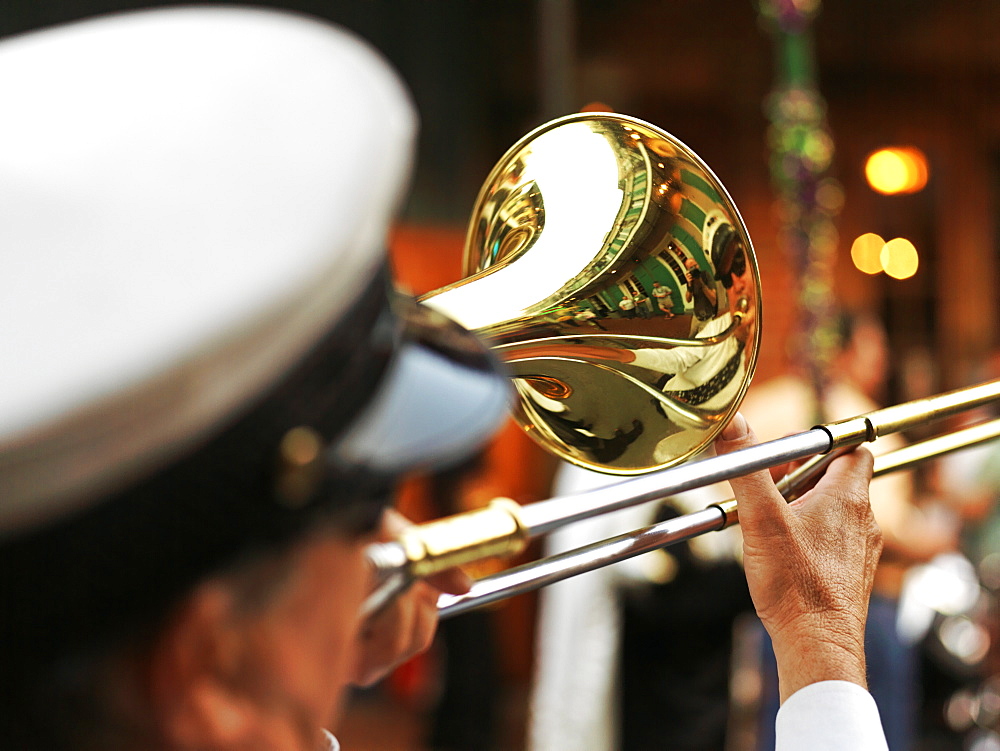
(397, 498), (528, 578)
(422, 113), (761, 474)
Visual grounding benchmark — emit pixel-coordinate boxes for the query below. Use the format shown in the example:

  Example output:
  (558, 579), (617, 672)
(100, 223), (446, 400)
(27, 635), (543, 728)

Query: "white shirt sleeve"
(323, 730), (340, 751)
(775, 681), (888, 751)
(631, 343), (703, 375)
(629, 313), (733, 379)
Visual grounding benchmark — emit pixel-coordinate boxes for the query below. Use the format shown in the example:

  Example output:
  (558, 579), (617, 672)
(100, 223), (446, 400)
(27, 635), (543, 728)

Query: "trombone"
(364, 112), (1000, 617)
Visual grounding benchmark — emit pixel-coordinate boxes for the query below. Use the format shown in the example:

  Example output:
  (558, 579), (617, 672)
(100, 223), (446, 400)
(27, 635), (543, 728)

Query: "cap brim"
(331, 295), (513, 474)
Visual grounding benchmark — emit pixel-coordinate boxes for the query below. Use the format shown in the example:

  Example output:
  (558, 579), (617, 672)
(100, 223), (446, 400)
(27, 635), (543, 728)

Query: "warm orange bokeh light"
(580, 101), (614, 113)
(880, 237), (919, 279)
(851, 232), (886, 274)
(865, 147), (929, 194)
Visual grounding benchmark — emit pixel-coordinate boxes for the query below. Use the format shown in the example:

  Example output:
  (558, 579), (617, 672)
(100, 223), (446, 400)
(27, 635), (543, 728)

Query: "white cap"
(0, 7), (507, 533)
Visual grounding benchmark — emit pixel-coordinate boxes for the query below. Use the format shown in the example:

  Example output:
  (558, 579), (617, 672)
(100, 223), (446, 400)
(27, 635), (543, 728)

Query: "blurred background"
(4, 1), (999, 749)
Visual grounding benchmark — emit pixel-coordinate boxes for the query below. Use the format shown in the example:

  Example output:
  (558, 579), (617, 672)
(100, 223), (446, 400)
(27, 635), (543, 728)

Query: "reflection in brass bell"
(422, 113), (761, 475)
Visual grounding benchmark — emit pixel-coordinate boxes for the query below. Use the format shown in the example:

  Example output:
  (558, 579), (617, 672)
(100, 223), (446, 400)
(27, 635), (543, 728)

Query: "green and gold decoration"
(759, 0), (844, 420)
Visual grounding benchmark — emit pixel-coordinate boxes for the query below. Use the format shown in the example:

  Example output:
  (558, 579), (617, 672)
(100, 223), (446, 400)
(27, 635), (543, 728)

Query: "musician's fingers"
(714, 413), (789, 540)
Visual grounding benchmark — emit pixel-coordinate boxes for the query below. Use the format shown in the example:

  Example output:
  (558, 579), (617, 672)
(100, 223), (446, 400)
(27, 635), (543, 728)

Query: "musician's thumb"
(715, 413), (789, 536)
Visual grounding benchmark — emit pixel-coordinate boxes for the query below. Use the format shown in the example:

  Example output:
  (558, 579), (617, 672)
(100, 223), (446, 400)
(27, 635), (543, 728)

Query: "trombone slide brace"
(395, 498), (528, 578)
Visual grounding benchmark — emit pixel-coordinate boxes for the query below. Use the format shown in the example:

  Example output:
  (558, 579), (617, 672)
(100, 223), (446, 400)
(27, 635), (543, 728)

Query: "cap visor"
(331, 296), (512, 474)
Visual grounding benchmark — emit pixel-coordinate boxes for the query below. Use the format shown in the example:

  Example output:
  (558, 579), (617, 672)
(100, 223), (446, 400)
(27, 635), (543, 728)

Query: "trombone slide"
(438, 415), (1000, 618)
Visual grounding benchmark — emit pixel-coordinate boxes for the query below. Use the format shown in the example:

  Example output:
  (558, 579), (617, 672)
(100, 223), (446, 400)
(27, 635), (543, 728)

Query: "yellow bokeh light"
(866, 150), (909, 193)
(851, 232), (886, 274)
(880, 237), (919, 279)
(865, 147), (929, 194)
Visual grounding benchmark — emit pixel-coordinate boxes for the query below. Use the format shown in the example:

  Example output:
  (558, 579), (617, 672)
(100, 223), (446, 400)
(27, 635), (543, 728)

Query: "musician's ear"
(145, 581), (267, 749)
(145, 533), (370, 750)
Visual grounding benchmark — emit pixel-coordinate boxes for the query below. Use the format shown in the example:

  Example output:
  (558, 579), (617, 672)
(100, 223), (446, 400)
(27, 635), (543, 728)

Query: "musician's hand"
(351, 510), (471, 687)
(716, 413), (882, 703)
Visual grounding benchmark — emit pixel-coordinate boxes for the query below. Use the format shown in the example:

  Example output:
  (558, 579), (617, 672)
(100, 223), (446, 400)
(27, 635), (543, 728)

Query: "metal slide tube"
(518, 429), (833, 536)
(439, 507), (725, 618)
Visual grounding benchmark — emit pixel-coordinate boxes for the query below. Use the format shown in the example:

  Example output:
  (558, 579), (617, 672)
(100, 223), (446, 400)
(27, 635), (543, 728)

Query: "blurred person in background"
(920, 353), (1000, 747)
(933, 352), (1000, 572)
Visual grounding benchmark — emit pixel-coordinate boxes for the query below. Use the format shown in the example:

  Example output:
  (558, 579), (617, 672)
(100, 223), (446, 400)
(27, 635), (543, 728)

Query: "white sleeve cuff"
(775, 681), (888, 751)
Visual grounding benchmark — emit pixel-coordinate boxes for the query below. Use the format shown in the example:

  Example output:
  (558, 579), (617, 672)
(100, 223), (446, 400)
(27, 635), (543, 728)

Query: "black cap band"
(1, 265), (401, 671)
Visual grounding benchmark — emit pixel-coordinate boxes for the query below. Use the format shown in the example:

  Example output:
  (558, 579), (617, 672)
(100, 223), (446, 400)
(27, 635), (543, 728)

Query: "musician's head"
(707, 218), (748, 293)
(833, 310), (889, 400)
(0, 8), (507, 750)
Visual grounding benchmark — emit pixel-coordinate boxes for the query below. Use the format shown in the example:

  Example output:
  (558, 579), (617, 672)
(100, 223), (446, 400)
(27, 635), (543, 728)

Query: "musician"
(0, 7), (885, 751)
(0, 9), (505, 750)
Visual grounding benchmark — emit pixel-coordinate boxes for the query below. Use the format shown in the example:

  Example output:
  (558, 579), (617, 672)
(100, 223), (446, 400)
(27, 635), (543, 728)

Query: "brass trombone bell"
(420, 113), (761, 475)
